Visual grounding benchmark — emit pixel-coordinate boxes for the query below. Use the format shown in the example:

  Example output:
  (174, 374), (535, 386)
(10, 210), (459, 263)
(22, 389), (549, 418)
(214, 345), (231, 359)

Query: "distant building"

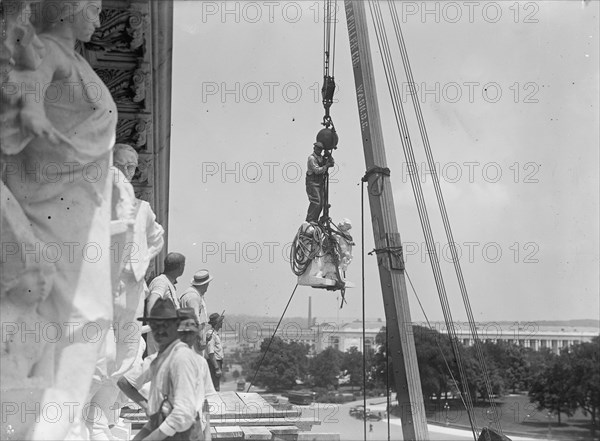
(220, 318), (599, 355)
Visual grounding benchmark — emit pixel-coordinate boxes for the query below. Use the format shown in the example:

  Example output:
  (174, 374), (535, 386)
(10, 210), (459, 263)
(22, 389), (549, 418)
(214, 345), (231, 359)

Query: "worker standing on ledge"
(205, 313), (224, 392)
(305, 141), (335, 223)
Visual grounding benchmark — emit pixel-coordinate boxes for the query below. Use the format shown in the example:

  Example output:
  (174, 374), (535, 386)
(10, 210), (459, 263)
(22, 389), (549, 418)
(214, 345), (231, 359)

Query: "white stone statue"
(84, 144), (164, 440)
(1, 1), (117, 439)
(335, 218), (354, 273)
(0, 180), (56, 390)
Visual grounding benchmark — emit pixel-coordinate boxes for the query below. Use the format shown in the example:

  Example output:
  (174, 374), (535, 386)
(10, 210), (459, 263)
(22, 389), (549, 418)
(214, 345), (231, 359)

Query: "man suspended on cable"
(305, 141), (335, 223)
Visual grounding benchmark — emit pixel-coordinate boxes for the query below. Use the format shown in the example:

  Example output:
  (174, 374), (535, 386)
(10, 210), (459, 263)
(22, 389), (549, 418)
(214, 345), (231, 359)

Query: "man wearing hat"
(206, 313), (225, 391)
(305, 141), (335, 223)
(177, 309), (216, 440)
(117, 298), (203, 440)
(178, 269), (213, 352)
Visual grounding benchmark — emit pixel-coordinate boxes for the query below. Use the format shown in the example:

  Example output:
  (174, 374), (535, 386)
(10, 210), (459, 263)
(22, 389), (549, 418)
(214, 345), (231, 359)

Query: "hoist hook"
(321, 75), (336, 127)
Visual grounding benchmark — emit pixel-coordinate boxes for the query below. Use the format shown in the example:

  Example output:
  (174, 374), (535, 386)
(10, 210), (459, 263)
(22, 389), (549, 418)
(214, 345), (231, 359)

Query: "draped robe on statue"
(2, 33), (117, 440)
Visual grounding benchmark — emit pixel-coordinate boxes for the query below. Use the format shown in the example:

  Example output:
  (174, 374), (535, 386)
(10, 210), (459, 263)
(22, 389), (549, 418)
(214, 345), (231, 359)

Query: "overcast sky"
(168, 1), (599, 325)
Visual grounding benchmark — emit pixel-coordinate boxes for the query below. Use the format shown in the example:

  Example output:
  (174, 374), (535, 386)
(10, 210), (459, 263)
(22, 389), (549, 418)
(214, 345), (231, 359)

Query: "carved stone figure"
(0, 0), (47, 154)
(336, 218), (354, 273)
(0, 181), (56, 390)
(84, 144), (164, 439)
(1, 1), (117, 439)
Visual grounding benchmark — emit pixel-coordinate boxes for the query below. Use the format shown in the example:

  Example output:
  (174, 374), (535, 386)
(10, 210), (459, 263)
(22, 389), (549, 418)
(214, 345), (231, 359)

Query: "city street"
(294, 399), (542, 441)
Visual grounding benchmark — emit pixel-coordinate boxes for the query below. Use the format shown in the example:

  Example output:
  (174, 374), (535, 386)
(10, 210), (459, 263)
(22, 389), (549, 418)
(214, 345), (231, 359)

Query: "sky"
(168, 1), (599, 325)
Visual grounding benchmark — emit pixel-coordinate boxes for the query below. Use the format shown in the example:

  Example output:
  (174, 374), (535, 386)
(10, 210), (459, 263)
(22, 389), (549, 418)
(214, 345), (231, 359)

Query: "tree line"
(232, 326), (598, 428)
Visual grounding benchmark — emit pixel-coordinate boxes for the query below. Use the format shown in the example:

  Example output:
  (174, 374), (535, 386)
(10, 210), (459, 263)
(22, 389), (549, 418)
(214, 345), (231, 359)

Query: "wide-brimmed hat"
(137, 297), (178, 321)
(177, 308), (196, 321)
(208, 312), (223, 325)
(191, 269), (213, 286)
(178, 318), (199, 333)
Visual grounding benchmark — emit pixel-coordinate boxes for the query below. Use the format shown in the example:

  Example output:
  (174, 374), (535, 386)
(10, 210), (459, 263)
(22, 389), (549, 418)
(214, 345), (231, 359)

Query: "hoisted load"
(291, 217), (354, 299)
(289, 0), (353, 304)
(291, 127), (354, 303)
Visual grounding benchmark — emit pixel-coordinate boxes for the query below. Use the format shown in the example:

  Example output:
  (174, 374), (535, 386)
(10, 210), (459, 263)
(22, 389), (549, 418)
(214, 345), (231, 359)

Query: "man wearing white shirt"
(117, 298), (200, 441)
(146, 253), (186, 355)
(177, 308), (217, 440)
(205, 313), (224, 392)
(178, 270), (213, 353)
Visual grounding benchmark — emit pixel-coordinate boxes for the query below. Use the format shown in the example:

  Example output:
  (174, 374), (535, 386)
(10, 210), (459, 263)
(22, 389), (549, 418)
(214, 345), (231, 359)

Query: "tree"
(568, 337), (600, 431)
(505, 344), (529, 393)
(371, 327), (395, 391)
(239, 347), (260, 377)
(247, 337), (309, 391)
(412, 326), (455, 401)
(461, 345), (506, 403)
(371, 325), (455, 401)
(528, 351), (577, 424)
(341, 347), (366, 389)
(523, 346), (554, 389)
(309, 347), (344, 388)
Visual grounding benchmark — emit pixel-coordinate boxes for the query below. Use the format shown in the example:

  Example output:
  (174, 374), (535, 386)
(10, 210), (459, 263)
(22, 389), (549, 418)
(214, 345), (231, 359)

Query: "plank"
(296, 433), (340, 441)
(208, 392), (229, 417)
(220, 391), (247, 413)
(209, 392), (301, 420)
(268, 425), (300, 435)
(237, 393), (275, 411)
(241, 426), (273, 440)
(210, 417), (320, 428)
(231, 392), (272, 419)
(213, 425), (244, 439)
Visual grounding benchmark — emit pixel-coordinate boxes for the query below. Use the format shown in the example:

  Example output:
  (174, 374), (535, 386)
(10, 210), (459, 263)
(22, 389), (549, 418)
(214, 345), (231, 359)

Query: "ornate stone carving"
(116, 115), (152, 151)
(132, 62), (149, 104)
(83, 4), (149, 57)
(96, 60), (150, 111)
(128, 4), (148, 51)
(135, 153), (152, 185)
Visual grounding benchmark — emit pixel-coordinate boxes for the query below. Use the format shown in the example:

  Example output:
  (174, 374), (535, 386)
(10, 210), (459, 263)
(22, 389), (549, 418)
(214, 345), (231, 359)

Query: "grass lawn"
(422, 393), (598, 440)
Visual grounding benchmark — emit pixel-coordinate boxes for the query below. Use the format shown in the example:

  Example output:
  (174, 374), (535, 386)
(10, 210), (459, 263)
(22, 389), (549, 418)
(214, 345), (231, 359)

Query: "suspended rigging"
(365, 1), (508, 439)
(291, 0), (355, 306)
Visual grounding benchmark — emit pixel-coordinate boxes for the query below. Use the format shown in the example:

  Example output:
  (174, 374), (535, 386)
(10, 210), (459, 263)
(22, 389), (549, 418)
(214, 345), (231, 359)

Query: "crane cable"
(388, 1), (503, 434)
(367, 1), (479, 439)
(320, 0), (338, 228)
(246, 283), (299, 393)
(360, 178), (470, 441)
(361, 178), (367, 441)
(322, 0), (338, 128)
(290, 0), (349, 304)
(405, 269), (472, 421)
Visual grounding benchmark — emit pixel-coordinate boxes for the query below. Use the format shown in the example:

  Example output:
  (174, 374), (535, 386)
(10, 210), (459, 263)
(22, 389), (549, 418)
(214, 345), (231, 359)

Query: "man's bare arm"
(117, 376), (149, 415)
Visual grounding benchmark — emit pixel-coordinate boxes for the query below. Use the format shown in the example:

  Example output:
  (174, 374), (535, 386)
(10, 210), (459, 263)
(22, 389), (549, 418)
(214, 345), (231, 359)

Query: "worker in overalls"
(305, 141), (335, 223)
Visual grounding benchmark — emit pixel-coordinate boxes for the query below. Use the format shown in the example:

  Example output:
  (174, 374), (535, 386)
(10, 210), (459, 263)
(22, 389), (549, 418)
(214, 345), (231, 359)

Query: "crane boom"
(344, 2), (429, 439)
